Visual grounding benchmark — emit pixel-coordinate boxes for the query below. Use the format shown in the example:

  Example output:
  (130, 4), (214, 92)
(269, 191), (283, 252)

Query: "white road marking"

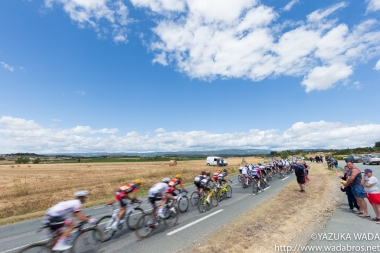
(166, 209), (224, 236)
(282, 176), (289, 180)
(93, 206), (104, 210)
(1, 239), (48, 253)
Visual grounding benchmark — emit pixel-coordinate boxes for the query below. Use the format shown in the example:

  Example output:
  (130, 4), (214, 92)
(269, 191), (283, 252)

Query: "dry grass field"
(189, 163), (342, 253)
(0, 157), (265, 225)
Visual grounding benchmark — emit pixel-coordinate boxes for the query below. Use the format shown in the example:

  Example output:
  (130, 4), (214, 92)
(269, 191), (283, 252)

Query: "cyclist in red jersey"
(111, 179), (142, 230)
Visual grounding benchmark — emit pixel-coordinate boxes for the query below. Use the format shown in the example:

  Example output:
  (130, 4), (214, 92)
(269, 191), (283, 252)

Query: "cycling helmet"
(206, 171), (211, 176)
(162, 177), (170, 184)
(134, 179), (142, 185)
(201, 170), (206, 175)
(175, 174), (181, 179)
(258, 163), (262, 165)
(74, 190), (89, 198)
(223, 169), (227, 173)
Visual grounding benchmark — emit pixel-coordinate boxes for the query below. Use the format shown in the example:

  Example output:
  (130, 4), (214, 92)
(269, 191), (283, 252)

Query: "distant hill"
(34, 149), (274, 157)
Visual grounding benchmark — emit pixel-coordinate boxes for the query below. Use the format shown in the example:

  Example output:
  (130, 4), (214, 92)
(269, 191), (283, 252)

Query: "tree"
(280, 151), (290, 159)
(15, 157), (30, 164)
(375, 142), (380, 148)
(33, 158), (41, 164)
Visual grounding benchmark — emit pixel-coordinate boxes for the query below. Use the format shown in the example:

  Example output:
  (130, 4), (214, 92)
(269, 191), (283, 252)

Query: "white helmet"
(74, 190), (89, 198)
(162, 177), (170, 184)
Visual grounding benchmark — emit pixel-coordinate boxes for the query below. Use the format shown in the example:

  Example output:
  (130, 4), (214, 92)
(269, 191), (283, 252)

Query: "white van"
(206, 156), (228, 166)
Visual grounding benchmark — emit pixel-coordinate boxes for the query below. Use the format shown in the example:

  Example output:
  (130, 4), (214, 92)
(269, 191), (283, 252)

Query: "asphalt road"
(306, 162), (380, 253)
(0, 172), (295, 253)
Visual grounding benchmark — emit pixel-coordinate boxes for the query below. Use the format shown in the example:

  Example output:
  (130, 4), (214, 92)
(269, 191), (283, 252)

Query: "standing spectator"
(294, 161), (306, 193)
(344, 161), (369, 217)
(339, 166), (360, 213)
(361, 169), (380, 222)
(302, 161), (310, 185)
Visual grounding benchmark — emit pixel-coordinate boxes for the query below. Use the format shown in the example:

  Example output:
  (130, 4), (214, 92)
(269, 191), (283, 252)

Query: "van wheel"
(207, 163), (210, 166)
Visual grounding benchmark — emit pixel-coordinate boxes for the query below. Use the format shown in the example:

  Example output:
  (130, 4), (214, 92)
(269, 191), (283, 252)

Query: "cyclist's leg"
(50, 217), (74, 250)
(112, 198), (127, 228)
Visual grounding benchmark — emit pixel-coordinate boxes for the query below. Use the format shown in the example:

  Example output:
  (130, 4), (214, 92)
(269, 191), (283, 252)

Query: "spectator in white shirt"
(361, 169), (380, 223)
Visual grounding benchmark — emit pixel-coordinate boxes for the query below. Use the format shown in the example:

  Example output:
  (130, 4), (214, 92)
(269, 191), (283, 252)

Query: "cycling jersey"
(213, 172), (220, 181)
(242, 166), (248, 176)
(115, 183), (139, 200)
(148, 182), (169, 196)
(251, 168), (261, 179)
(46, 199), (82, 218)
(200, 176), (213, 189)
(169, 178), (182, 187)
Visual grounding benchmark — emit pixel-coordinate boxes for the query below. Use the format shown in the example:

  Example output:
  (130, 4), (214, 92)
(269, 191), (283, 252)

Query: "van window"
(214, 158), (217, 161)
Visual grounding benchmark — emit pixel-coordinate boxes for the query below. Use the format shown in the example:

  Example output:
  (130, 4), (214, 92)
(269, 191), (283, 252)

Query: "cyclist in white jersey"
(242, 165), (250, 186)
(45, 191), (96, 251)
(148, 178), (176, 218)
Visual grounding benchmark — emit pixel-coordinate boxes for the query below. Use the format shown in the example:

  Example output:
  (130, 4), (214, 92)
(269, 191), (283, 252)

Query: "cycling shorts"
(48, 216), (71, 232)
(148, 193), (163, 204)
(194, 181), (201, 188)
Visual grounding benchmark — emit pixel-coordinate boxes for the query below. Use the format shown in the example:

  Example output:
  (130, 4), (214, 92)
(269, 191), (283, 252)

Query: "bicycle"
(174, 189), (190, 213)
(242, 175), (253, 188)
(135, 200), (179, 239)
(18, 218), (103, 253)
(96, 200), (144, 242)
(190, 189), (201, 206)
(197, 187), (218, 213)
(215, 181), (232, 201)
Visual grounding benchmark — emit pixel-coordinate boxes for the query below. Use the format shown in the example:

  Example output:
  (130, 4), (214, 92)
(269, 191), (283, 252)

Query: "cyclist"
(242, 164), (250, 186)
(218, 168), (232, 187)
(169, 174), (187, 193)
(111, 179), (142, 230)
(199, 171), (216, 205)
(194, 171), (207, 194)
(278, 159), (284, 177)
(148, 178), (176, 218)
(45, 190), (96, 251)
(251, 165), (262, 190)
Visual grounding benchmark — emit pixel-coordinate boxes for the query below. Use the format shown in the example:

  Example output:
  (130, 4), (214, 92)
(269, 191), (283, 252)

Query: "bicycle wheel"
(18, 242), (49, 253)
(197, 196), (206, 213)
(126, 207), (145, 231)
(238, 174), (242, 183)
(225, 185), (232, 198)
(190, 191), (199, 206)
(163, 206), (179, 228)
(178, 196), (189, 213)
(96, 215), (115, 242)
(135, 214), (155, 240)
(252, 180), (258, 195)
(71, 227), (103, 253)
(211, 191), (218, 207)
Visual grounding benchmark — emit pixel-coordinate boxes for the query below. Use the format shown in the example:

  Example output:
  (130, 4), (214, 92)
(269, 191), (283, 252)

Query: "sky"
(0, 0), (380, 153)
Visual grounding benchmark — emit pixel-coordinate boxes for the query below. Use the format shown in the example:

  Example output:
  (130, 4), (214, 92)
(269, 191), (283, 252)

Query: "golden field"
(0, 157), (265, 225)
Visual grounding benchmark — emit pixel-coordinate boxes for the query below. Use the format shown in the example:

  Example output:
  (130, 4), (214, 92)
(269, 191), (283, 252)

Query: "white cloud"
(51, 119), (62, 122)
(132, 1), (380, 92)
(1, 116), (380, 153)
(44, 0), (130, 43)
(301, 64), (353, 92)
(76, 90), (86, 95)
(283, 0), (299, 12)
(307, 2), (348, 22)
(366, 0), (380, 12)
(375, 60), (380, 70)
(1, 62), (14, 72)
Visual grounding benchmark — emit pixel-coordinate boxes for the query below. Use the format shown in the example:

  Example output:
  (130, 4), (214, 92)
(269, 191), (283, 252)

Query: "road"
(0, 173), (295, 253)
(306, 162), (380, 252)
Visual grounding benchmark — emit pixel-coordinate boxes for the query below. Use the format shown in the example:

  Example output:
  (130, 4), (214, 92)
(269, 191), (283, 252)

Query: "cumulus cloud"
(301, 64), (353, 92)
(76, 90), (86, 95)
(1, 116), (379, 153)
(1, 62), (14, 72)
(44, 0), (130, 43)
(375, 60), (380, 70)
(283, 0), (299, 12)
(131, 0), (380, 92)
(366, 0), (380, 12)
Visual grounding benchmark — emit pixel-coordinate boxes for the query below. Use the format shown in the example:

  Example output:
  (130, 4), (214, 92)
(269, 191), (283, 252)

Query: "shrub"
(33, 158), (41, 164)
(15, 157), (30, 164)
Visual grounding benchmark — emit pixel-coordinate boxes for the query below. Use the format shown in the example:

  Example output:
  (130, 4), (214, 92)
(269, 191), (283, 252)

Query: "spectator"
(302, 161), (310, 185)
(334, 158), (338, 170)
(344, 161), (369, 217)
(294, 161), (306, 193)
(361, 169), (380, 222)
(339, 166), (360, 213)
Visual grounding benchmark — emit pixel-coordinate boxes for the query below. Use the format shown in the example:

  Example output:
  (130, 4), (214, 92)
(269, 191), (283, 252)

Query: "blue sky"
(0, 0), (380, 153)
